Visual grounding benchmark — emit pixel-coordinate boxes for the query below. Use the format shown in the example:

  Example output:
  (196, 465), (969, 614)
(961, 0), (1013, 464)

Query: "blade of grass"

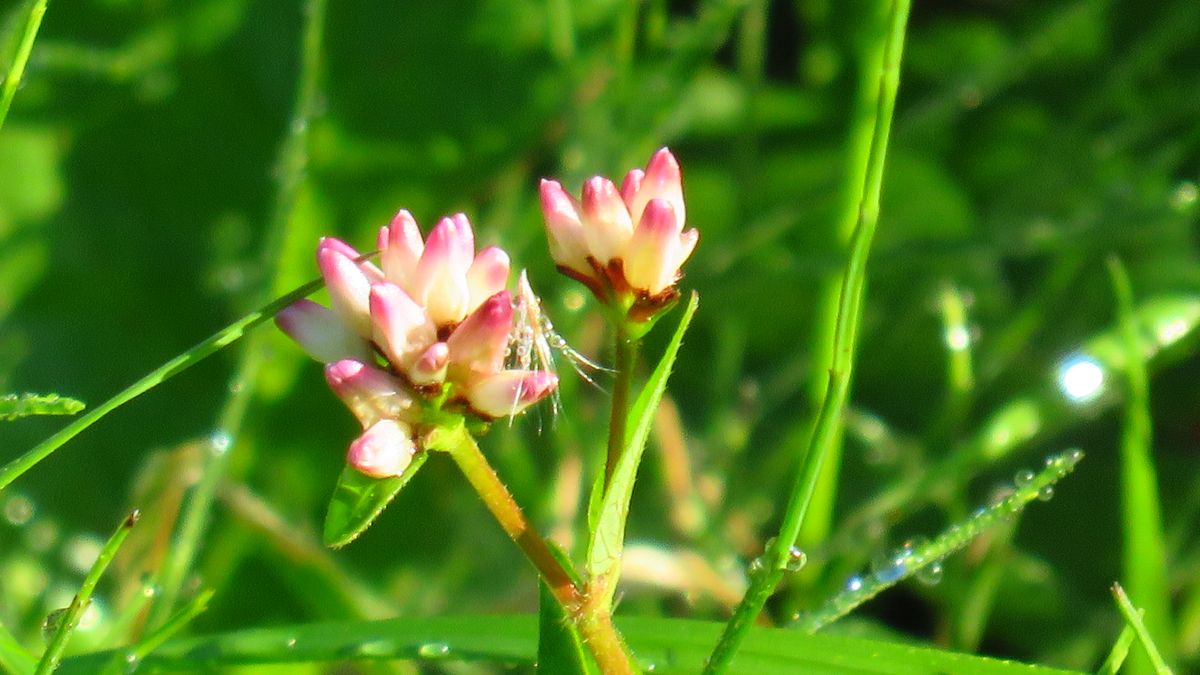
(1112, 583), (1174, 675)
(56, 614), (1087, 675)
(794, 0), (892, 560)
(145, 0), (328, 628)
(99, 589), (214, 675)
(795, 449), (1082, 633)
(35, 510), (139, 675)
(1097, 618), (1138, 675)
(1107, 256), (1176, 673)
(0, 0), (46, 131)
(701, 0), (911, 671)
(0, 275), (323, 493)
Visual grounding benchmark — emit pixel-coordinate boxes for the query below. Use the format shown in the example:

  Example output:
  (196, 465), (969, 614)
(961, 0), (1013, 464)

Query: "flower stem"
(604, 324), (638, 489)
(439, 425), (580, 607)
(702, 0), (911, 672)
(432, 424), (636, 673)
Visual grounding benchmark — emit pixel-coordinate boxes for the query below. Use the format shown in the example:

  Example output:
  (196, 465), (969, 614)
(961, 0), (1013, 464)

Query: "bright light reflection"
(1057, 355), (1105, 403)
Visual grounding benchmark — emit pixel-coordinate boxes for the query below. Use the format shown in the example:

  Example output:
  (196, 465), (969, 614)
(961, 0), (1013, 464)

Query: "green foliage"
(323, 455), (429, 548)
(1, 0), (1199, 672)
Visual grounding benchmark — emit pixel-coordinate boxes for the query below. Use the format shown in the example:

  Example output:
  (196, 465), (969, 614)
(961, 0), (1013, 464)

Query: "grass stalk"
(1108, 256), (1176, 672)
(146, 0), (328, 628)
(0, 276), (323, 493)
(35, 511), (139, 675)
(1112, 583), (1175, 675)
(0, 0), (46, 131)
(794, 0), (893, 555)
(702, 1), (911, 670)
(99, 590), (214, 675)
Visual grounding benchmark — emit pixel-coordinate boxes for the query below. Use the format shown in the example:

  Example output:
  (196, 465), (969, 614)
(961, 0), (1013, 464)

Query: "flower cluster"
(276, 212), (558, 478)
(539, 148), (698, 322)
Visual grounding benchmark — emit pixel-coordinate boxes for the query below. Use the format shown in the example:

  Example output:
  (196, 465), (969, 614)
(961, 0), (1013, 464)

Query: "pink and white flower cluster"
(276, 212), (558, 478)
(539, 148), (698, 321)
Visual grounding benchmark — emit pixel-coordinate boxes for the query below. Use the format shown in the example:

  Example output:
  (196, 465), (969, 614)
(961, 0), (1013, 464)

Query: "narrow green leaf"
(99, 589), (214, 675)
(323, 454), (429, 548)
(56, 614), (1086, 675)
(0, 393), (85, 421)
(538, 580), (599, 674)
(0, 275), (325, 493)
(587, 293), (699, 588)
(1107, 257), (1176, 674)
(1112, 583), (1175, 675)
(36, 510), (140, 675)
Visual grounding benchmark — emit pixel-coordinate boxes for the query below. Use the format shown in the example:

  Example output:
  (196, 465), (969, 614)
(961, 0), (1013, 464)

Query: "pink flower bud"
(318, 237), (385, 282)
(318, 248), (374, 338)
(380, 210), (424, 287)
(414, 216), (473, 325)
(347, 419), (416, 478)
(324, 359), (417, 428)
(369, 282), (436, 371)
(465, 370), (558, 418)
(466, 246), (511, 313)
(276, 299), (373, 364)
(410, 342), (450, 385)
(541, 147), (696, 310)
(446, 291), (513, 378)
(581, 176), (634, 264)
(539, 179), (591, 277)
(625, 199), (693, 296)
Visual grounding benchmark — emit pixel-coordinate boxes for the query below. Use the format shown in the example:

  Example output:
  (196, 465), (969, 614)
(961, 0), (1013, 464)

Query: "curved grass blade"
(0, 393), (85, 421)
(56, 614), (1086, 675)
(35, 510), (139, 675)
(323, 454), (429, 548)
(0, 276), (324, 493)
(98, 589), (214, 675)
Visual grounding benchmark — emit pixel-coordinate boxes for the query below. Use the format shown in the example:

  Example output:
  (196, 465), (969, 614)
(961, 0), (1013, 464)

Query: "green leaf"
(537, 579), (599, 674)
(56, 614), (1086, 674)
(587, 292), (699, 589)
(323, 454), (429, 548)
(0, 393), (85, 421)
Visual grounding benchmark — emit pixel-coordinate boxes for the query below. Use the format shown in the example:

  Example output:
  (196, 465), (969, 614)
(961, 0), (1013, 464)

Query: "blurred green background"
(1, 0), (1198, 672)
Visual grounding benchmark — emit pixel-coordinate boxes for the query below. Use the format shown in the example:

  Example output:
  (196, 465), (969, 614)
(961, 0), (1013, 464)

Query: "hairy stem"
(604, 325), (638, 488)
(431, 424), (635, 674)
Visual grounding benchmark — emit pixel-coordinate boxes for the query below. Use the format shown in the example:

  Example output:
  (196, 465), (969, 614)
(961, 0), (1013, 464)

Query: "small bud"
(347, 419), (416, 478)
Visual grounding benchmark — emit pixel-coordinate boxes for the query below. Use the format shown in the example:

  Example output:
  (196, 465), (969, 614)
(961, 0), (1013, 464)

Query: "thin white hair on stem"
(506, 270), (611, 425)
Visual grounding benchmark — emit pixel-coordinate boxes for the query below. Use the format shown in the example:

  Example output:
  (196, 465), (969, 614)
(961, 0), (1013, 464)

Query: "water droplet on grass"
(844, 575), (864, 592)
(916, 560), (944, 585)
(417, 642), (451, 659)
(1037, 485), (1055, 501)
(785, 546), (807, 572)
(209, 431), (232, 455)
(1014, 469), (1035, 488)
